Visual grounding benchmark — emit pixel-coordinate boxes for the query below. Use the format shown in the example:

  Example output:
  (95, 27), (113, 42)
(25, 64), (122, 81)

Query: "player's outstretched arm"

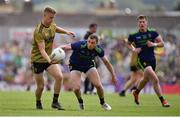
(101, 56), (117, 85)
(59, 44), (72, 51)
(56, 26), (75, 36)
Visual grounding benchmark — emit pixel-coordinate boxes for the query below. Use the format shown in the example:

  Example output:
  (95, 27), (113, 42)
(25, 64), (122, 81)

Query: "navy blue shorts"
(137, 57), (156, 71)
(69, 63), (95, 73)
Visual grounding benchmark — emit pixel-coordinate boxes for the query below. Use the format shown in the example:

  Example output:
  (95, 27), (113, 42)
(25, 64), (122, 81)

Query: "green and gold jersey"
(31, 22), (56, 63)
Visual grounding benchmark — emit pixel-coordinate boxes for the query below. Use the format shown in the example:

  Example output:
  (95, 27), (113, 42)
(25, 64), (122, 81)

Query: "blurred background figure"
(119, 40), (143, 96)
(83, 23), (99, 95)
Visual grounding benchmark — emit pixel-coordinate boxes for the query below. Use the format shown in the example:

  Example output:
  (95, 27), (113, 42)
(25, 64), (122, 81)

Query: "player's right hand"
(50, 59), (60, 64)
(147, 40), (155, 47)
(111, 75), (117, 85)
(133, 48), (141, 54)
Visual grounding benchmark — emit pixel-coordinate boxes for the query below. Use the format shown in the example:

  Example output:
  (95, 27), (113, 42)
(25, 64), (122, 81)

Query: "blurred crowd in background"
(0, 31), (179, 92)
(0, 0), (179, 92)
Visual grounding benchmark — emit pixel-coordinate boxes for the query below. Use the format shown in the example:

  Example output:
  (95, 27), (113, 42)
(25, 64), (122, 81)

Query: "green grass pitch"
(0, 91), (179, 116)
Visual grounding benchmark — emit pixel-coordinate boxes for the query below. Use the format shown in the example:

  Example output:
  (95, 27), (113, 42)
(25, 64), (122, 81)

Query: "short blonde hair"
(44, 7), (56, 14)
(137, 14), (147, 20)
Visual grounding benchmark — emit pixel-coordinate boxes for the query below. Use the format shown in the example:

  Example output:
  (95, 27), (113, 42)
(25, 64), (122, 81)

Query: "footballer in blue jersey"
(61, 34), (117, 110)
(128, 28), (158, 71)
(128, 15), (170, 107)
(69, 40), (104, 73)
(83, 23), (98, 95)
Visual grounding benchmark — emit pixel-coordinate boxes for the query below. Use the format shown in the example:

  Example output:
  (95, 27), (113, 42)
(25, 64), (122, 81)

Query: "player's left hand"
(147, 40), (155, 47)
(111, 75), (118, 85)
(50, 59), (61, 64)
(123, 38), (128, 43)
(66, 31), (75, 37)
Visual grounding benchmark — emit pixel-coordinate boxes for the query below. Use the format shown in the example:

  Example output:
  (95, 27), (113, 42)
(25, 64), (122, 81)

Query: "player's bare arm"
(127, 41), (141, 54)
(56, 26), (75, 36)
(147, 35), (164, 48)
(37, 42), (51, 63)
(101, 56), (117, 84)
(60, 44), (72, 51)
(37, 42), (59, 64)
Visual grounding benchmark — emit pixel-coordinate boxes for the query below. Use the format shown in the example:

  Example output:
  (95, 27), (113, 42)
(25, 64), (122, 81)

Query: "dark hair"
(89, 23), (97, 29)
(44, 7), (56, 14)
(137, 15), (147, 20)
(88, 34), (99, 43)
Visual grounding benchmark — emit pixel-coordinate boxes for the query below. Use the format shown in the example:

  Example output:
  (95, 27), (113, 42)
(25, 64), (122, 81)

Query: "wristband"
(154, 43), (158, 47)
(132, 48), (135, 51)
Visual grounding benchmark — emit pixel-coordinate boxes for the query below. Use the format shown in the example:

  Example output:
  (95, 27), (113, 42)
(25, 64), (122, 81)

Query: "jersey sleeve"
(98, 49), (104, 58)
(96, 46), (104, 58)
(34, 32), (44, 43)
(152, 31), (159, 40)
(71, 41), (81, 50)
(128, 34), (134, 43)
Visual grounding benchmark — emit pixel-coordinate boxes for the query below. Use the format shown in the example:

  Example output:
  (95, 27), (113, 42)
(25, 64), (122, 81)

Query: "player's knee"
(73, 85), (81, 91)
(54, 74), (63, 82)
